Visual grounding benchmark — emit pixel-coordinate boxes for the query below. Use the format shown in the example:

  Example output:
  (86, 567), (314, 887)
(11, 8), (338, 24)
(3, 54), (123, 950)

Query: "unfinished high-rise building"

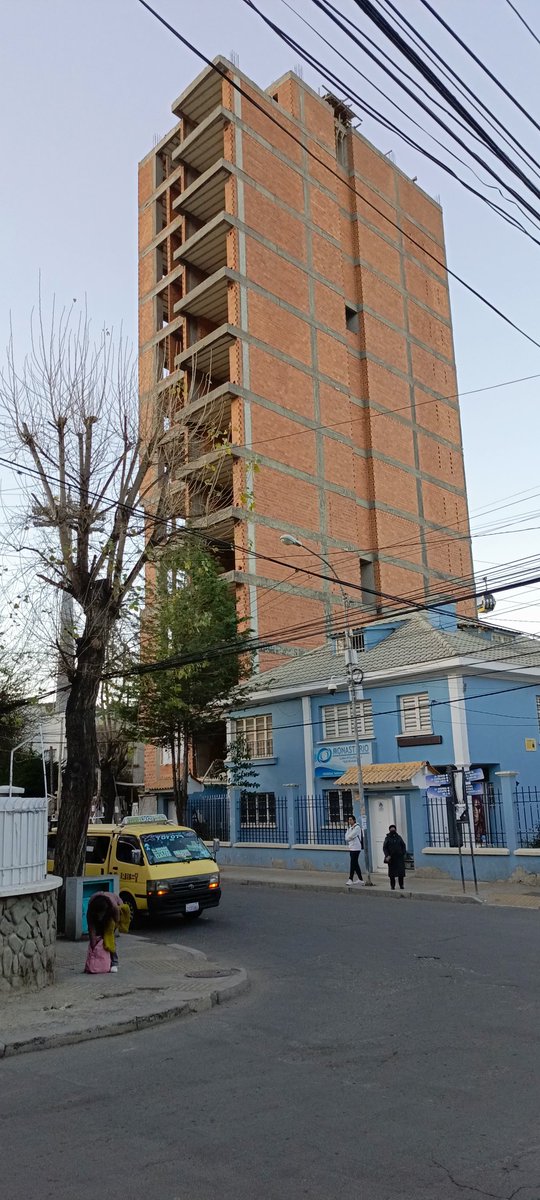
(138, 58), (474, 665)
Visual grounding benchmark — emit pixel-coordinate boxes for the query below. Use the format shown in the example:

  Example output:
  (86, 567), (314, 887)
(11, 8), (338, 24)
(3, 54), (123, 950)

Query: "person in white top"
(345, 815), (365, 886)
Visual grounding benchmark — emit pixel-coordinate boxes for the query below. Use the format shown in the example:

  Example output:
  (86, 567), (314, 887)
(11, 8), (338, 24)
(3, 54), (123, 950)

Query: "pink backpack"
(84, 937), (112, 974)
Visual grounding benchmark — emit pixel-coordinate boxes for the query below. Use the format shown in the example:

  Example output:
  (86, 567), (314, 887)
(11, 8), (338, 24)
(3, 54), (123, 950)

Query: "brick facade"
(138, 59), (474, 791)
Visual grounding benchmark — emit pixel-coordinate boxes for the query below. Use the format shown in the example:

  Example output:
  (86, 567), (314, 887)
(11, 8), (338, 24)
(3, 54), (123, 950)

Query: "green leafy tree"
(140, 539), (252, 824)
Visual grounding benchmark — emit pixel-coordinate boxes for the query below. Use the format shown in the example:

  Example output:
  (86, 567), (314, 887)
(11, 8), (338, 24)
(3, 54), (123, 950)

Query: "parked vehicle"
(47, 815), (221, 923)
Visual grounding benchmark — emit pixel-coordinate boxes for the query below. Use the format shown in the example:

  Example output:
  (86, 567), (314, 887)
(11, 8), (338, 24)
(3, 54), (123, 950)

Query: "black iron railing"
(425, 784), (506, 849)
(237, 792), (288, 843)
(514, 785), (540, 848)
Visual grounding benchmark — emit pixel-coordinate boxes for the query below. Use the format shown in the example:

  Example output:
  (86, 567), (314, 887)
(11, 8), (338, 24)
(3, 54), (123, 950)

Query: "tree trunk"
(100, 760), (116, 823)
(54, 635), (105, 880)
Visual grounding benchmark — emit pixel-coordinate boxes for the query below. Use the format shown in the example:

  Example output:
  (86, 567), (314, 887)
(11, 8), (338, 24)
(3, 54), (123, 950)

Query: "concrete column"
(285, 790), (296, 847)
(229, 787), (240, 844)
(495, 771), (519, 853)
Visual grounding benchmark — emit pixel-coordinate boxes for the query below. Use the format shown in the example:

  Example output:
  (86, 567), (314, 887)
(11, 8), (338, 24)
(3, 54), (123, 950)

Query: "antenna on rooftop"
(230, 49), (240, 68)
(293, 62), (304, 78)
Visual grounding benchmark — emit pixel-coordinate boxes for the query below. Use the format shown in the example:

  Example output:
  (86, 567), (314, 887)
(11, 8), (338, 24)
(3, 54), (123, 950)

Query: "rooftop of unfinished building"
(140, 54), (442, 211)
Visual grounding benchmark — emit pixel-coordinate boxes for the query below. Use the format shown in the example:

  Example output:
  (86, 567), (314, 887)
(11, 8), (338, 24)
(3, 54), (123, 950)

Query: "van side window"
(116, 836), (141, 864)
(86, 836), (110, 865)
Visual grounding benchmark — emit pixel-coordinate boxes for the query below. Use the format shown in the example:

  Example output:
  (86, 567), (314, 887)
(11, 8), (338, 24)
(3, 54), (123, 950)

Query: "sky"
(1, 0), (540, 633)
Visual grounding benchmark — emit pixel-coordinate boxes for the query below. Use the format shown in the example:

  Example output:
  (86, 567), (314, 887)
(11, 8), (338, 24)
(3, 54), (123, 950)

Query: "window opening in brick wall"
(345, 304), (359, 333)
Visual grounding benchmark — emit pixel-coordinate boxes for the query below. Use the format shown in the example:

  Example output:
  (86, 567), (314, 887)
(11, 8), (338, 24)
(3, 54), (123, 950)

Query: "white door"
(369, 794), (396, 871)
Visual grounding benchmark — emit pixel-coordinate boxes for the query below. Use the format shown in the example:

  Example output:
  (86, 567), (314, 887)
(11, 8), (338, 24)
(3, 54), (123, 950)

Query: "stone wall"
(0, 887), (58, 992)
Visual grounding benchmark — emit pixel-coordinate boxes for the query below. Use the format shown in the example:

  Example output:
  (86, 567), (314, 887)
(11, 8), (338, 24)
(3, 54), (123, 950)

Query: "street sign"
(465, 768), (484, 782)
(426, 774), (449, 787)
(427, 785), (451, 800)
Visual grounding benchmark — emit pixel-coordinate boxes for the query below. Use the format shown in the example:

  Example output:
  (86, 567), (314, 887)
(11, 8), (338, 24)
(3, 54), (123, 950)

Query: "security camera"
(327, 677), (337, 695)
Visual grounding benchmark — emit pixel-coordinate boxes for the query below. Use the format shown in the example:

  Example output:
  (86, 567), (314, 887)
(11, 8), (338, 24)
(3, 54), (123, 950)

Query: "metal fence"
(237, 792), (288, 843)
(514, 785), (540, 848)
(0, 794), (48, 888)
(295, 794), (352, 845)
(188, 790), (230, 842)
(425, 785), (506, 849)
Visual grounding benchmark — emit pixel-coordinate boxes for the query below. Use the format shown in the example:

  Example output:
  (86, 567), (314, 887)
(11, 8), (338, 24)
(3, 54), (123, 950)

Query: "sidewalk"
(221, 864), (540, 909)
(0, 935), (248, 1059)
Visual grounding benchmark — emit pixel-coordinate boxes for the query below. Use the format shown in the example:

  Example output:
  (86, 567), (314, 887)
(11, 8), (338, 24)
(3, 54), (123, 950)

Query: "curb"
(0, 964), (249, 1060)
(229, 876), (482, 905)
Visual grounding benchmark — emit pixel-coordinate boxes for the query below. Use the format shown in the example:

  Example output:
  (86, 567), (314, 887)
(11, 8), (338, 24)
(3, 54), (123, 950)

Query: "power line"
(135, 0), (540, 350)
(351, 0), (540, 213)
(505, 0), (540, 48)
(271, 0), (540, 246)
(379, 0), (540, 182)
(417, 0), (540, 137)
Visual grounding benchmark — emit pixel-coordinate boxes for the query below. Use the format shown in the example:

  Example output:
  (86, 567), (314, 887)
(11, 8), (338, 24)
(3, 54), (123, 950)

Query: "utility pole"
(280, 535), (373, 883)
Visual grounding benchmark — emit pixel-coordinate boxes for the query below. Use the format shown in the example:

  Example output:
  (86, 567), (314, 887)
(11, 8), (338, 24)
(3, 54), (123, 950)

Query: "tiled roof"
(335, 761), (435, 786)
(252, 613), (540, 695)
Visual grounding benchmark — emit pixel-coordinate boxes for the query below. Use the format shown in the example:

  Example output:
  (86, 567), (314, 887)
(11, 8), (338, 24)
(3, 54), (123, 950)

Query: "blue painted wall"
(463, 675), (540, 787)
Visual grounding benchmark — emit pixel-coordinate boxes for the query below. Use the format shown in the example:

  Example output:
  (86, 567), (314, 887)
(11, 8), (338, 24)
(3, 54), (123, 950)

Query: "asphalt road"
(2, 885), (540, 1200)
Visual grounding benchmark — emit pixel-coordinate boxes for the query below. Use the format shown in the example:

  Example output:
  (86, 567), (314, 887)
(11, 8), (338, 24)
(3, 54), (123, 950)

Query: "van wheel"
(120, 892), (138, 928)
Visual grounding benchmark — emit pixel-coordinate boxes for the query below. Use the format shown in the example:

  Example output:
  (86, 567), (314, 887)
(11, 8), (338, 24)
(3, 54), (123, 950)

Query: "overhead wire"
(135, 0), (540, 350)
(348, 0), (540, 219)
(379, 0), (540, 182)
(417, 0), (540, 137)
(505, 0), (540, 47)
(263, 0), (540, 246)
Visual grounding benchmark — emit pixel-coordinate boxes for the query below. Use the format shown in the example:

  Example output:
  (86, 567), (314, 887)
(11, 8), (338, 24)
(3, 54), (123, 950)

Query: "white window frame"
(324, 789), (354, 824)
(399, 692), (432, 734)
(240, 792), (277, 826)
(234, 714), (273, 759)
(321, 700), (374, 740)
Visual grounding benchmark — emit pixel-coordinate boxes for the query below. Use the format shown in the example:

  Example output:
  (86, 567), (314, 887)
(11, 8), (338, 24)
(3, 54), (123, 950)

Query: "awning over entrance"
(334, 762), (437, 788)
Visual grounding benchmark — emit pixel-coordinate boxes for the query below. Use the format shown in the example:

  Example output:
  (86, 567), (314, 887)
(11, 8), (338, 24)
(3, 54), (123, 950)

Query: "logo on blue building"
(314, 742), (372, 778)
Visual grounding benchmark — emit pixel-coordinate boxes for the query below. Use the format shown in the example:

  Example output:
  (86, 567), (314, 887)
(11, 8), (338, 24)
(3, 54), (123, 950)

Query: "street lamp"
(280, 535), (372, 882)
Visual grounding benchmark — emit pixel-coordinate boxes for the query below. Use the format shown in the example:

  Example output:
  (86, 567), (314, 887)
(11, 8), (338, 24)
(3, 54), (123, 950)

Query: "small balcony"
(174, 322), (238, 383)
(172, 106), (227, 175)
(174, 212), (233, 274)
(173, 159), (233, 224)
(172, 65), (223, 125)
(174, 266), (235, 326)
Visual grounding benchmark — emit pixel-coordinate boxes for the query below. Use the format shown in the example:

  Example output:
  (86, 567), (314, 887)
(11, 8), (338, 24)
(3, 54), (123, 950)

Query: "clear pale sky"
(1, 0), (539, 630)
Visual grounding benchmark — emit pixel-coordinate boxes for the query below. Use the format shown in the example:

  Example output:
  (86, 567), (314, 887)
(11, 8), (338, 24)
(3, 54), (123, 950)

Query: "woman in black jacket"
(383, 824), (407, 890)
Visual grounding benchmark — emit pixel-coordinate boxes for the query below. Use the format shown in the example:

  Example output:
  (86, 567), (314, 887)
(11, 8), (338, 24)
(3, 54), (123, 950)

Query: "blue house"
(220, 606), (540, 881)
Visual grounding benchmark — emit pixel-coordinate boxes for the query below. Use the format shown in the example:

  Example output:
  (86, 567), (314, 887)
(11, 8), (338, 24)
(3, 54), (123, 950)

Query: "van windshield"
(141, 830), (213, 866)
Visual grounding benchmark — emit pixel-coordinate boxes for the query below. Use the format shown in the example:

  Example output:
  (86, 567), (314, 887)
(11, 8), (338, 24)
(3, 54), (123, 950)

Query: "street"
(2, 884), (540, 1200)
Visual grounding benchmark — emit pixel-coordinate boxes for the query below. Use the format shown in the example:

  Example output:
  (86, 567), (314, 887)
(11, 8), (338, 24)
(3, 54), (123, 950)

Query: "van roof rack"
(120, 814), (173, 826)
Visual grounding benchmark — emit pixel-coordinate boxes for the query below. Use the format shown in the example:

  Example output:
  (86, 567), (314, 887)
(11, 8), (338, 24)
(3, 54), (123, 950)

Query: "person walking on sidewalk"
(345, 815), (365, 886)
(383, 824), (407, 891)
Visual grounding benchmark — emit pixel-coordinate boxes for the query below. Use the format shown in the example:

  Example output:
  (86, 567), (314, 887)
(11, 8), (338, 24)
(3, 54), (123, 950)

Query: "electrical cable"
(262, 0), (540, 246)
(313, 0), (540, 226)
(417, 0), (540, 137)
(505, 0), (540, 47)
(379, 0), (540, 182)
(135, 0), (540, 351)
(348, 0), (540, 217)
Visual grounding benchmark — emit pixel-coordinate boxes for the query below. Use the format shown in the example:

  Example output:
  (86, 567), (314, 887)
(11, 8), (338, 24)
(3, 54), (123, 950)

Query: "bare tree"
(0, 299), (182, 878)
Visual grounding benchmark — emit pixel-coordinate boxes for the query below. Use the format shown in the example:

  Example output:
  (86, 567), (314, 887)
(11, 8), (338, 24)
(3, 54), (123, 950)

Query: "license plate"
(186, 902), (199, 913)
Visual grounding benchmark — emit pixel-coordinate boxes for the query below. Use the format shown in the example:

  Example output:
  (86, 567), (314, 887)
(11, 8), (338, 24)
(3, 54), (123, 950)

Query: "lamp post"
(280, 535), (372, 883)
